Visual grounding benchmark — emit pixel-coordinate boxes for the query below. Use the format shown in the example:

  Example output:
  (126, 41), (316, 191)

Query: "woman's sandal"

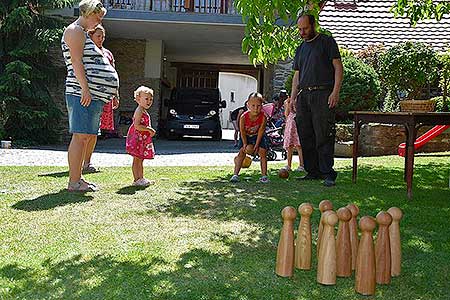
(68, 180), (98, 192)
(82, 163), (99, 174)
(80, 178), (98, 189)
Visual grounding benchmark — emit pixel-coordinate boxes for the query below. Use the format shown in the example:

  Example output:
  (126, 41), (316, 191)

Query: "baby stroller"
(262, 103), (287, 161)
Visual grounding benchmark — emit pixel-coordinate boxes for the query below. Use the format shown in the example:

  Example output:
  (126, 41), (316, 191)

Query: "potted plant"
(380, 41), (439, 112)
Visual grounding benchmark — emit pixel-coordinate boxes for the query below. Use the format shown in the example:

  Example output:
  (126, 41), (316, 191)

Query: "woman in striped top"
(62, 0), (119, 192)
(82, 24), (120, 174)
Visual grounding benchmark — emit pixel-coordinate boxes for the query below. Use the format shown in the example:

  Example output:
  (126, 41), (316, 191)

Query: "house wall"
(218, 72), (258, 129)
(104, 38), (162, 137)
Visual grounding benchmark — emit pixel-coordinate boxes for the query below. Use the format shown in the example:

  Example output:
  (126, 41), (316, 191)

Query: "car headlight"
(208, 110), (216, 116)
(169, 109), (177, 116)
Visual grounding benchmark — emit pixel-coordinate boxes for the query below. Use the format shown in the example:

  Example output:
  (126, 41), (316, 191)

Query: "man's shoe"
(323, 177), (336, 187)
(297, 173), (324, 180)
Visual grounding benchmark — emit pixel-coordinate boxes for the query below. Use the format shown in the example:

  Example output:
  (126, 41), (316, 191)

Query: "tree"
(0, 0), (75, 144)
(235, 0), (450, 66)
(234, 0), (324, 66)
(391, 0), (450, 26)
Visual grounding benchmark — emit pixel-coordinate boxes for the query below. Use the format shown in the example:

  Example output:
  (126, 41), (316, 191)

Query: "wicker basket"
(400, 100), (436, 112)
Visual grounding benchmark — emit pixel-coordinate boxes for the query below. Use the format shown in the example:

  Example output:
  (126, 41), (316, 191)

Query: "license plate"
(183, 124), (199, 129)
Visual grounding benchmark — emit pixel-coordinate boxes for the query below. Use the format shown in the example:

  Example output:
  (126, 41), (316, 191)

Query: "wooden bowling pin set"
(275, 200), (403, 296)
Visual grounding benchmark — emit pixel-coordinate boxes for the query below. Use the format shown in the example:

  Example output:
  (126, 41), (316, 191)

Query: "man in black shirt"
(290, 14), (343, 187)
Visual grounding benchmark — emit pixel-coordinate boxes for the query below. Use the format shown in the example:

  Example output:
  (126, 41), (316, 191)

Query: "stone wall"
(336, 124), (450, 156)
(272, 58), (293, 95)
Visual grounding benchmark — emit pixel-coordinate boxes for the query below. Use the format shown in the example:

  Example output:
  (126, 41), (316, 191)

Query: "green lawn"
(1, 154), (449, 300)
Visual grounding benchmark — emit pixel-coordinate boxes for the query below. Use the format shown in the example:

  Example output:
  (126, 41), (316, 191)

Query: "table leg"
(404, 125), (409, 182)
(352, 117), (360, 183)
(405, 124), (417, 200)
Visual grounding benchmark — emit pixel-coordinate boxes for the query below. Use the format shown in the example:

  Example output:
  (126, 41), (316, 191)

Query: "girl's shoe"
(230, 174), (239, 182)
(295, 166), (305, 172)
(133, 178), (154, 187)
(282, 166), (292, 172)
(259, 176), (270, 183)
(68, 180), (97, 192)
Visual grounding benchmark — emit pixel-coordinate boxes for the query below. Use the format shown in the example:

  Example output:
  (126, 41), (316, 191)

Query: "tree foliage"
(391, 0), (450, 26)
(234, 0), (324, 66)
(235, 0), (449, 66)
(0, 0), (75, 144)
(379, 42), (439, 100)
(438, 49), (450, 106)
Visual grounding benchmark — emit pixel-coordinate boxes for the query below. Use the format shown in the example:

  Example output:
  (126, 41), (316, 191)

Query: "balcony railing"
(103, 0), (238, 14)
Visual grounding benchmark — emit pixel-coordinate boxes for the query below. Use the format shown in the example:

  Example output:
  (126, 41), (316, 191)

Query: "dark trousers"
(295, 89), (337, 179)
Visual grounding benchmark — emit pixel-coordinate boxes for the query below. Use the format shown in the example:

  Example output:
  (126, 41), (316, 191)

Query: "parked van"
(161, 87), (226, 140)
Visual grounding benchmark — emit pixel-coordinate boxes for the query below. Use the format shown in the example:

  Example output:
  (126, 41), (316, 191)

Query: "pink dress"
(283, 111), (301, 149)
(100, 100), (114, 131)
(100, 48), (115, 131)
(126, 111), (155, 159)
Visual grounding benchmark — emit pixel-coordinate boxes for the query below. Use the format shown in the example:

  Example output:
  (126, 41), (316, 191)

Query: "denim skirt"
(66, 94), (104, 134)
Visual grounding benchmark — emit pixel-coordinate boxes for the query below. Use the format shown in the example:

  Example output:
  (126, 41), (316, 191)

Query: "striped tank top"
(61, 28), (119, 103)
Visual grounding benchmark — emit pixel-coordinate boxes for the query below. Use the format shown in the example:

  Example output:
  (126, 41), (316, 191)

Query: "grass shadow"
(116, 185), (148, 195)
(12, 190), (93, 211)
(38, 171), (69, 178)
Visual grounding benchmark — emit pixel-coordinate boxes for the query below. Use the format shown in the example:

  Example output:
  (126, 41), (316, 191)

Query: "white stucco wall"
(145, 40), (163, 78)
(218, 72), (258, 129)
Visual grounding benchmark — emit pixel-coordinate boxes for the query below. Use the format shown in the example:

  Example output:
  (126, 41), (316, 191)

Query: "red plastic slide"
(398, 125), (450, 157)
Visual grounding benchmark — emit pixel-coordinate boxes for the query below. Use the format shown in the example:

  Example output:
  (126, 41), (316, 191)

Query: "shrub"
(0, 0), (67, 145)
(382, 89), (400, 112)
(355, 44), (386, 74)
(431, 96), (450, 112)
(0, 61), (62, 145)
(438, 49), (450, 111)
(380, 42), (439, 100)
(356, 44), (388, 109)
(338, 56), (381, 121)
(339, 47), (355, 58)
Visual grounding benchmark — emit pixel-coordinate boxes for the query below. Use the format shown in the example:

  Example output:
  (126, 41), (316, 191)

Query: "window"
(230, 91), (235, 103)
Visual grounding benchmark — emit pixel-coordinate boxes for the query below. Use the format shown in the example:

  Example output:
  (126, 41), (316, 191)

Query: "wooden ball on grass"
(278, 168), (289, 179)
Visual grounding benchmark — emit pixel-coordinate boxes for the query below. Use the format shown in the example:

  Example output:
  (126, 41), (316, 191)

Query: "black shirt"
(292, 34), (341, 88)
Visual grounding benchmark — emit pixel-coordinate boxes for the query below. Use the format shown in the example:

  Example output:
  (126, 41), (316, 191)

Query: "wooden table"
(350, 111), (450, 199)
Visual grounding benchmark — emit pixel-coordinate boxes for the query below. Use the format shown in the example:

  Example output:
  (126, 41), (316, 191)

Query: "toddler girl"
(126, 86), (156, 186)
(230, 92), (269, 183)
(282, 96), (304, 172)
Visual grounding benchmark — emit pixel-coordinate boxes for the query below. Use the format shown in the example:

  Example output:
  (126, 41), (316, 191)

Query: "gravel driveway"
(0, 130), (288, 167)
